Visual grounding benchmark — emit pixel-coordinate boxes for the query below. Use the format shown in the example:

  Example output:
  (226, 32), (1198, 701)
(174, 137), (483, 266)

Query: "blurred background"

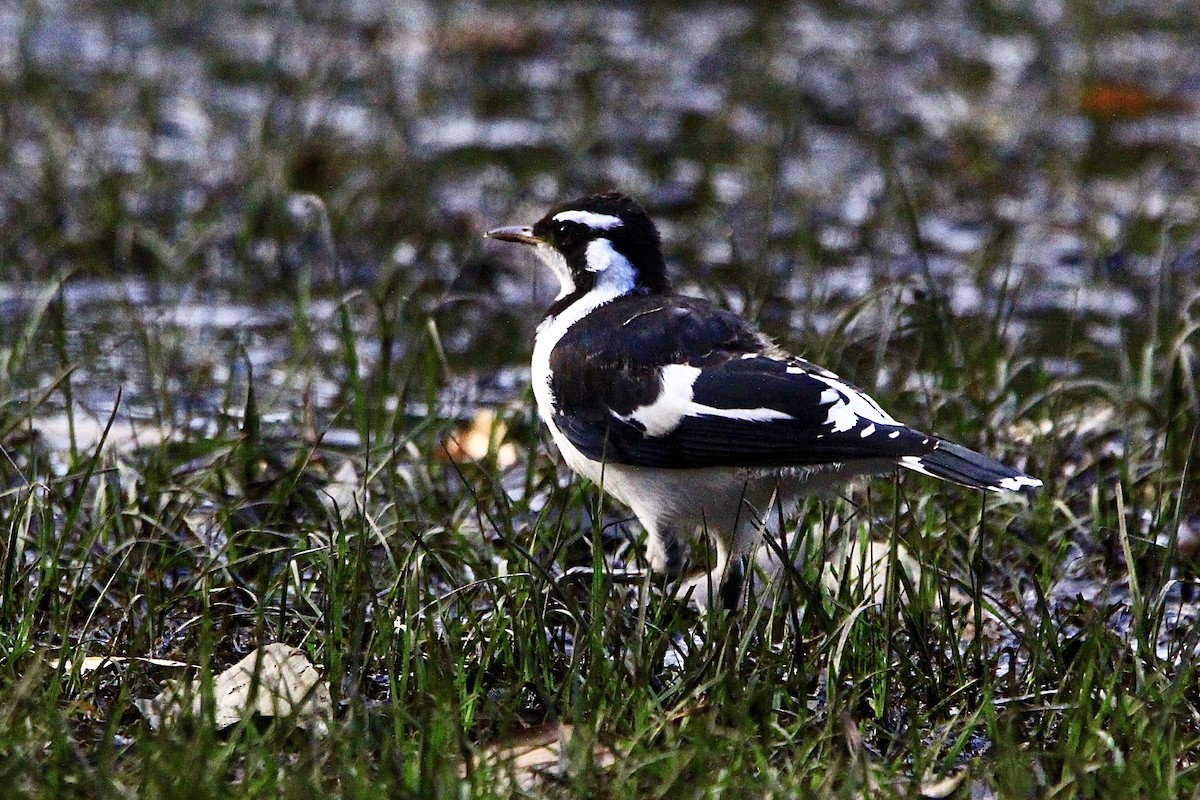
(0, 0), (1197, 453)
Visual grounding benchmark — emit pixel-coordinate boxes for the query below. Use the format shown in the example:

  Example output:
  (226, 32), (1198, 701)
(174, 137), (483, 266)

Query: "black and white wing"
(547, 295), (1040, 492)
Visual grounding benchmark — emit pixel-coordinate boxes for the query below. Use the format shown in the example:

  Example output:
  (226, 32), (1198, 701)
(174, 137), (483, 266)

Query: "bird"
(486, 191), (1041, 609)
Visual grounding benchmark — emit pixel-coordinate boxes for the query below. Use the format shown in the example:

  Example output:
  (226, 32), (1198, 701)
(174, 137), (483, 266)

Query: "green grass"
(1, 244), (1197, 798)
(2, 1), (1200, 797)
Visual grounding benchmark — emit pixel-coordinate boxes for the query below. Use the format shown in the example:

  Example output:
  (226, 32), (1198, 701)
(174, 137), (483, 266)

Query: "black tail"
(900, 440), (1041, 493)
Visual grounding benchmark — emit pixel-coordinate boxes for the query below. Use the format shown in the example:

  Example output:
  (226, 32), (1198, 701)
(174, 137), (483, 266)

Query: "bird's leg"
(717, 557), (745, 612)
(644, 522), (685, 579)
(647, 523), (710, 606)
(707, 523), (747, 612)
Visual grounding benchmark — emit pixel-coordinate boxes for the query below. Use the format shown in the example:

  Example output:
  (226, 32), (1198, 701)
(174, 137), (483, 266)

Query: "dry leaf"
(50, 655), (192, 674)
(1081, 82), (1153, 118)
(919, 768), (968, 798)
(135, 643), (332, 734)
(1081, 79), (1195, 118)
(439, 408), (517, 469)
(471, 722), (616, 790)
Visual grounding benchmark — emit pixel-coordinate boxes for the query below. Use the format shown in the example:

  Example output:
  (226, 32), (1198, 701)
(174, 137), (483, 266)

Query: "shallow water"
(3, 1), (1195, 410)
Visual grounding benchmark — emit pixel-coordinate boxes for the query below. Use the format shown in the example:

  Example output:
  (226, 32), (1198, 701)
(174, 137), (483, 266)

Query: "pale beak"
(485, 225), (541, 246)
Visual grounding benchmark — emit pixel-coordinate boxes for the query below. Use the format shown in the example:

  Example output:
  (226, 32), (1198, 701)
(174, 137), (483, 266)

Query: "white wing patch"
(553, 209), (624, 229)
(616, 364), (701, 436)
(826, 403), (860, 433)
(999, 474), (1044, 491)
(618, 360), (903, 440)
(810, 372), (898, 432)
(614, 363), (794, 437)
(687, 403), (794, 424)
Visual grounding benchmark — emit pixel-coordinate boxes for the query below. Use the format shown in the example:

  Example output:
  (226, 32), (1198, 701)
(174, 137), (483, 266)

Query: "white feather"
(687, 403), (793, 424)
(810, 373), (898, 431)
(614, 363), (793, 437)
(899, 455), (937, 478)
(534, 243), (574, 300)
(999, 474), (1043, 490)
(584, 239), (637, 285)
(611, 364), (699, 436)
(553, 209), (624, 229)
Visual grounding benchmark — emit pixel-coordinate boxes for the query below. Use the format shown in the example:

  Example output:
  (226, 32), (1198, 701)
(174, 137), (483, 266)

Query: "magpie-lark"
(487, 191), (1042, 608)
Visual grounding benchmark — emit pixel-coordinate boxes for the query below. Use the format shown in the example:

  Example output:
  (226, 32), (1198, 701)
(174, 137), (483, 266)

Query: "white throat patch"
(535, 242), (574, 299)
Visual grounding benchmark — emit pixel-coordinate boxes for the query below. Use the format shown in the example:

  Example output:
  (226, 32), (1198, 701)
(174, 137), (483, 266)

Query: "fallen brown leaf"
(49, 655), (193, 674)
(469, 722), (616, 791)
(134, 643), (332, 734)
(919, 768), (968, 798)
(439, 408), (517, 469)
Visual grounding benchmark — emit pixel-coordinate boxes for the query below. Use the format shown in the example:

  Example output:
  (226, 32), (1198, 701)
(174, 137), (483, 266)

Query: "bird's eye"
(555, 222), (578, 246)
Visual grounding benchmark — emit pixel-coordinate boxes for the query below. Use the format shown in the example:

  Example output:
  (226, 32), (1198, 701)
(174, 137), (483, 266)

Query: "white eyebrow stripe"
(552, 210), (624, 229)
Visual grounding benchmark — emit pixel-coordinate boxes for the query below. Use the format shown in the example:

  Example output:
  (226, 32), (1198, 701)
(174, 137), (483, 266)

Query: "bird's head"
(486, 191), (669, 301)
